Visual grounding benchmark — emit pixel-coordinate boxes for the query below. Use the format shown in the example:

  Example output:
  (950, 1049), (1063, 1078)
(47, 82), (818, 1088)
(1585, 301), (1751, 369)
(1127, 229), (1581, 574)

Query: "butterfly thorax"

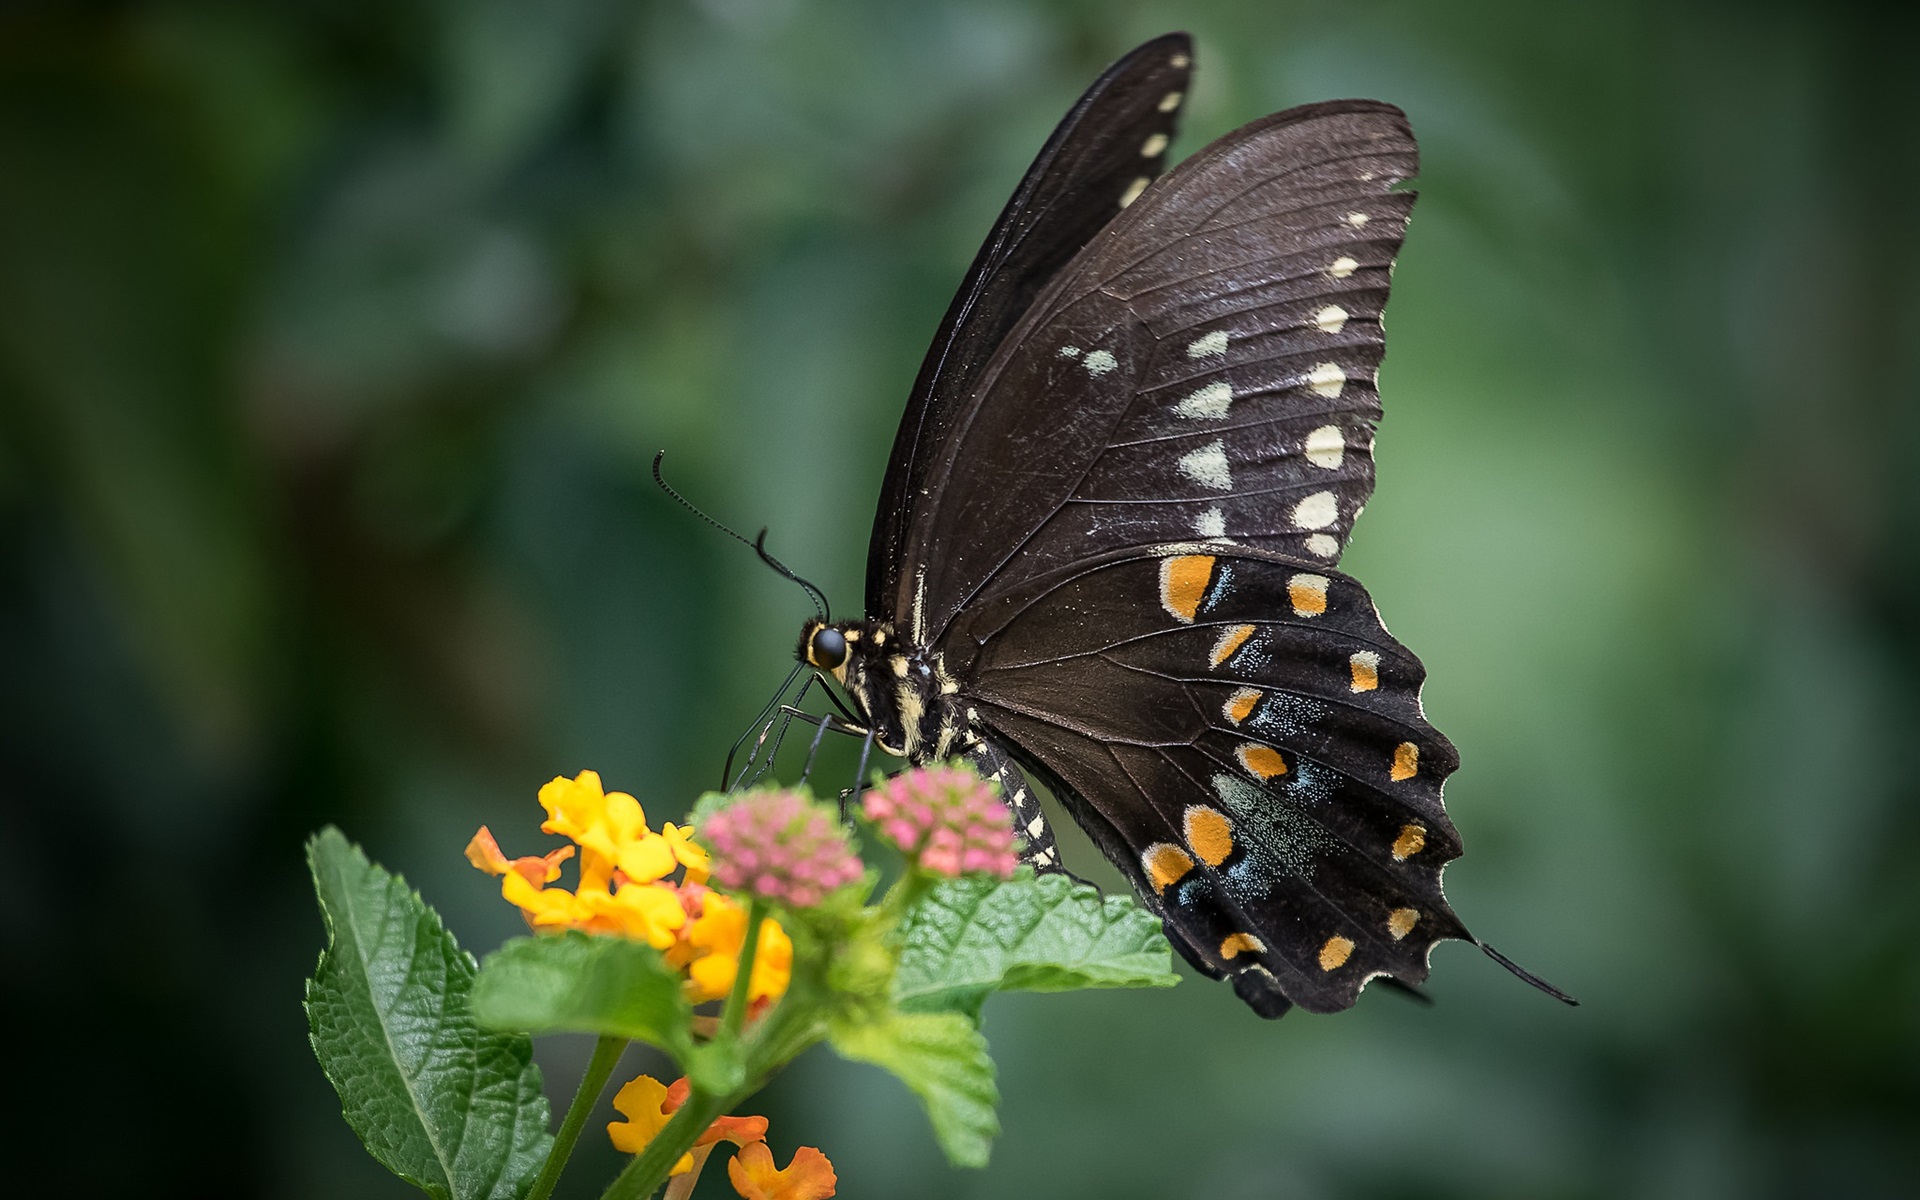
(798, 617), (971, 761)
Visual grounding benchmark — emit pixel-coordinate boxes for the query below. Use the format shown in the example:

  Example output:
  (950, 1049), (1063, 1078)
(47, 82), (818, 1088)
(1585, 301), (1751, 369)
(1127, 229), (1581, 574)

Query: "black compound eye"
(809, 627), (847, 670)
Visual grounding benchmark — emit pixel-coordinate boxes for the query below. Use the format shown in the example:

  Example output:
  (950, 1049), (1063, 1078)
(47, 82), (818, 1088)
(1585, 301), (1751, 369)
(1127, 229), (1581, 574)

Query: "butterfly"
(791, 33), (1564, 1017)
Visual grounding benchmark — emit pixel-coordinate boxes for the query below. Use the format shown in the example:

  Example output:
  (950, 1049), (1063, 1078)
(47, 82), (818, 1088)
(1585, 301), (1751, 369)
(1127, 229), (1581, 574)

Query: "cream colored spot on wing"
(1141, 132), (1169, 158)
(1177, 440), (1233, 490)
(1220, 932), (1265, 960)
(1236, 743), (1288, 781)
(1392, 823), (1426, 861)
(1313, 305), (1350, 335)
(1058, 345), (1082, 359)
(1184, 806), (1235, 866)
(1210, 623), (1255, 667)
(1287, 574), (1329, 617)
(1186, 329), (1228, 358)
(1307, 362), (1347, 398)
(1391, 742), (1419, 781)
(1193, 506), (1227, 539)
(1388, 908), (1419, 940)
(1292, 491), (1338, 530)
(1158, 554), (1215, 624)
(1175, 381), (1233, 420)
(1304, 425), (1345, 469)
(1143, 843), (1194, 894)
(1349, 650), (1381, 693)
(1224, 686), (1260, 725)
(1158, 90), (1184, 112)
(1328, 255), (1358, 279)
(1119, 176), (1151, 208)
(1345, 210), (1370, 228)
(1083, 349), (1117, 376)
(1306, 533), (1340, 558)
(1319, 936), (1355, 971)
(1169, 52), (1191, 68)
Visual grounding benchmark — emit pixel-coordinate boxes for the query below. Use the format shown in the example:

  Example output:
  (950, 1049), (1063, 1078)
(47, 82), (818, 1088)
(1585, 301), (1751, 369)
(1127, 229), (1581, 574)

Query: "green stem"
(721, 898), (767, 1043)
(527, 1034), (628, 1200)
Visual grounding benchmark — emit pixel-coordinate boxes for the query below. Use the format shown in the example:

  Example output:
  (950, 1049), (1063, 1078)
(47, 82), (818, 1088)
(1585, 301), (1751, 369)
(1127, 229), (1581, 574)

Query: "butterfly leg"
(955, 740), (1064, 874)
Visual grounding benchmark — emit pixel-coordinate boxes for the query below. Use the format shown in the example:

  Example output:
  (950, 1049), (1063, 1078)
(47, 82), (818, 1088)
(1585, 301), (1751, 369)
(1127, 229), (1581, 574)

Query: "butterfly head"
(798, 619), (849, 681)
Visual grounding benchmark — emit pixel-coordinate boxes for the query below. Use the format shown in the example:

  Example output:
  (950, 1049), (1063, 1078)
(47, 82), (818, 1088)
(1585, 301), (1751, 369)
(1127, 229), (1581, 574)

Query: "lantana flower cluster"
(700, 788), (866, 907)
(863, 766), (1020, 878)
(467, 770), (792, 1004)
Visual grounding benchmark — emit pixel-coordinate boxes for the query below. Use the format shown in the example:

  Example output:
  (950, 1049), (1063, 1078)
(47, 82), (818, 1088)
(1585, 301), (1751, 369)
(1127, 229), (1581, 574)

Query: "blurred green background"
(3, 0), (1916, 1196)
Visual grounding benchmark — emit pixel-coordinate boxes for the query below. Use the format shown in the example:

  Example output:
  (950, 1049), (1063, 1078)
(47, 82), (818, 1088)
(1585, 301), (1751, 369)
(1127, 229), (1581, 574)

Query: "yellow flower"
(577, 880), (687, 949)
(684, 893), (793, 1003)
(538, 770), (678, 885)
(606, 1075), (695, 1174)
(664, 822), (712, 884)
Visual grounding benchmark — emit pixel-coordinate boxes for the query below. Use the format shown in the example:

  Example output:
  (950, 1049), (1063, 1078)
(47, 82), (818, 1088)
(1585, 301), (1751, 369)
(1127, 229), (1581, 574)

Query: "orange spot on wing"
(1142, 843), (1194, 894)
(1224, 686), (1260, 725)
(1319, 935), (1355, 971)
(1287, 573), (1329, 617)
(1220, 932), (1265, 960)
(1236, 744), (1288, 780)
(1184, 806), (1235, 866)
(1210, 623), (1255, 667)
(1349, 651), (1380, 692)
(1159, 555), (1215, 623)
(1391, 742), (1419, 781)
(1388, 908), (1419, 939)
(1392, 823), (1426, 861)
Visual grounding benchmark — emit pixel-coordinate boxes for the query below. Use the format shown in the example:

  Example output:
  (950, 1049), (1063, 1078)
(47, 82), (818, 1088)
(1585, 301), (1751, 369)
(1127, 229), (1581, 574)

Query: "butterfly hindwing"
(902, 101), (1417, 648)
(869, 34), (1195, 620)
(947, 545), (1465, 1013)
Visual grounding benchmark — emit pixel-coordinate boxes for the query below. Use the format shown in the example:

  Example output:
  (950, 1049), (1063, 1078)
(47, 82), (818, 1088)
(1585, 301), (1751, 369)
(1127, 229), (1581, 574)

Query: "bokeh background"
(3, 0), (1917, 1196)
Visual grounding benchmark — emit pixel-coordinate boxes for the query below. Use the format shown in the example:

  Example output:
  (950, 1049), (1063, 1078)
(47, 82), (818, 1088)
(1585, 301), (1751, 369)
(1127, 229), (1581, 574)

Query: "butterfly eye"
(808, 627), (848, 670)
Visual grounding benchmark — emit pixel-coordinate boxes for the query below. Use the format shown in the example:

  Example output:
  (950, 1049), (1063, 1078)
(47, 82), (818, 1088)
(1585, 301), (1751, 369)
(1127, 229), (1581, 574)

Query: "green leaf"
(471, 932), (695, 1067)
(830, 1009), (1000, 1168)
(305, 828), (551, 1200)
(894, 873), (1180, 1017)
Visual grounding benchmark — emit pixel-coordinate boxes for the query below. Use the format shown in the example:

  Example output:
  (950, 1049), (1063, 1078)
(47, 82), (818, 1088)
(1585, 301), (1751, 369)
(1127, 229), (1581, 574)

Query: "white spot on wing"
(1174, 381), (1233, 420)
(1305, 533), (1340, 557)
(1141, 133), (1169, 157)
(1328, 256), (1358, 279)
(1059, 345), (1082, 359)
(1292, 491), (1338, 529)
(1119, 176), (1150, 208)
(1083, 349), (1118, 376)
(1177, 440), (1233, 491)
(1345, 211), (1370, 227)
(1193, 506), (1227, 538)
(1307, 362), (1347, 398)
(1186, 330), (1229, 358)
(1304, 425), (1344, 469)
(1170, 53), (1190, 68)
(1313, 305), (1349, 334)
(1158, 91), (1183, 112)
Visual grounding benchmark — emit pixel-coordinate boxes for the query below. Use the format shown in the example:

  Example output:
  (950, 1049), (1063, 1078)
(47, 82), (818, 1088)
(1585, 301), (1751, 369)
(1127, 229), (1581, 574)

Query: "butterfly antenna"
(1479, 941), (1580, 1006)
(752, 529), (829, 622)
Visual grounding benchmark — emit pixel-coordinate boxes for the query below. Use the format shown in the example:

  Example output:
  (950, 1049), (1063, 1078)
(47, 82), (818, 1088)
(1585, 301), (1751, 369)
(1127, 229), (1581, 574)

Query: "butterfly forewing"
(948, 546), (1465, 1013)
(868, 34), (1195, 621)
(901, 101), (1417, 648)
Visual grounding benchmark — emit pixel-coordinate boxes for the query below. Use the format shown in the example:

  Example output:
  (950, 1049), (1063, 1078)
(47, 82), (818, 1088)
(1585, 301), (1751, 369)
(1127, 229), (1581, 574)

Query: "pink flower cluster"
(698, 789), (864, 909)
(862, 766), (1019, 879)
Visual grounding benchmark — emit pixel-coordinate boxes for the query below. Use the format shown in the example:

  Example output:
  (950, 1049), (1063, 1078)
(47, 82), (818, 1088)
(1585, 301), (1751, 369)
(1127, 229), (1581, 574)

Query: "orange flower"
(464, 826), (574, 886)
(607, 1075), (695, 1174)
(727, 1142), (837, 1200)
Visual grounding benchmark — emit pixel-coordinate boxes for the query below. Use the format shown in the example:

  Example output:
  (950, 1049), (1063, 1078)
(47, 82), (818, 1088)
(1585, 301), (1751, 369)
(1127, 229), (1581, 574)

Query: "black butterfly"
(793, 34), (1563, 1018)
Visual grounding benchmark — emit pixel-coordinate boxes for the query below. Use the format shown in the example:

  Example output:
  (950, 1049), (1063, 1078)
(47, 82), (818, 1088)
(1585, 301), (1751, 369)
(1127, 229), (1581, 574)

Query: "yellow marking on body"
(1159, 554), (1215, 624)
(1083, 349), (1117, 375)
(1186, 330), (1229, 358)
(1345, 210), (1370, 228)
(1224, 686), (1260, 725)
(1210, 623), (1255, 667)
(1313, 305), (1350, 335)
(1119, 176), (1150, 208)
(1292, 491), (1338, 530)
(1387, 908), (1419, 940)
(1184, 805), (1235, 866)
(1307, 361), (1347, 398)
(1319, 936), (1355, 971)
(1349, 650), (1380, 692)
(1287, 574), (1330, 617)
(1158, 90), (1184, 112)
(1328, 255), (1358, 278)
(1237, 743), (1288, 780)
(1219, 932), (1265, 960)
(1141, 132), (1169, 157)
(891, 656), (910, 677)
(1392, 823), (1426, 860)
(1304, 425), (1344, 469)
(1142, 843), (1194, 894)
(1391, 742), (1419, 781)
